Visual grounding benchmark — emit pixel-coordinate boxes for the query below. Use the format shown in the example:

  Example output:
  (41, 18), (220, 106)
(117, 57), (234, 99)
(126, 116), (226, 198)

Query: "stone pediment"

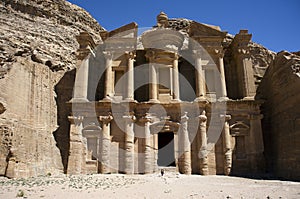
(189, 21), (227, 37)
(229, 121), (249, 136)
(100, 22), (138, 53)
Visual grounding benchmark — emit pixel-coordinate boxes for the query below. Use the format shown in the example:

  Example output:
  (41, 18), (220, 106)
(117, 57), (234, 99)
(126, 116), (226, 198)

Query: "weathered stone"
(257, 51), (300, 181)
(0, 0), (103, 178)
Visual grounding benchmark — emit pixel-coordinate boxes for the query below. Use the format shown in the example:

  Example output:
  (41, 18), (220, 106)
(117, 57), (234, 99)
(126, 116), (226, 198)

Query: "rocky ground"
(0, 172), (299, 199)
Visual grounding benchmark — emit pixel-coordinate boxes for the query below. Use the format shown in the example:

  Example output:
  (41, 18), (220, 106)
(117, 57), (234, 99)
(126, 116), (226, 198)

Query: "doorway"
(158, 132), (175, 166)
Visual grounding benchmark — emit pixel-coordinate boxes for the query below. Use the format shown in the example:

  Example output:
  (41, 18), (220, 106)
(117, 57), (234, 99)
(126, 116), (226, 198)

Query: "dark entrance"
(158, 132), (175, 166)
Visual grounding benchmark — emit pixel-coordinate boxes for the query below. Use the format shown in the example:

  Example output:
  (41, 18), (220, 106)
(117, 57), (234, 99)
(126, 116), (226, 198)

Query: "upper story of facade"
(72, 12), (260, 104)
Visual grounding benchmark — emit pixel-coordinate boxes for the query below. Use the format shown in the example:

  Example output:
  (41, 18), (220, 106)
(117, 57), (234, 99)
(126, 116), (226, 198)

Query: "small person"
(161, 168), (165, 176)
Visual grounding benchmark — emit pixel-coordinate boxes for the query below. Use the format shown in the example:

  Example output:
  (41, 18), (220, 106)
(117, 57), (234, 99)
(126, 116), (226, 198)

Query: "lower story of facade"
(67, 99), (265, 176)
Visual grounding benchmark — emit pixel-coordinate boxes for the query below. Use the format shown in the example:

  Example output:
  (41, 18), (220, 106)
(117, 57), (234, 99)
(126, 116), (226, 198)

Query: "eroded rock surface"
(257, 51), (300, 180)
(0, 0), (103, 178)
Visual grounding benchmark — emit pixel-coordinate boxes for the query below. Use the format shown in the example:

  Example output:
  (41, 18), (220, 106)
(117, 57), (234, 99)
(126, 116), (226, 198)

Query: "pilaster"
(248, 114), (265, 173)
(232, 30), (256, 99)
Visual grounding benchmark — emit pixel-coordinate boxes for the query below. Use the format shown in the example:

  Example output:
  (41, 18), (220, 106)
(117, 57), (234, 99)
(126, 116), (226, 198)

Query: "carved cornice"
(145, 49), (179, 63)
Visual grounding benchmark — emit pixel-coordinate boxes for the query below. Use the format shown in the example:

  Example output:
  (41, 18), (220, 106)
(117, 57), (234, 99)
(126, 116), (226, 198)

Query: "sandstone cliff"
(0, 0), (103, 178)
(257, 51), (300, 180)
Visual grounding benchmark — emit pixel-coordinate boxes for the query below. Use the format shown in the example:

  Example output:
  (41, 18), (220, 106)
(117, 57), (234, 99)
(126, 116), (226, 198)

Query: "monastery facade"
(67, 12), (265, 176)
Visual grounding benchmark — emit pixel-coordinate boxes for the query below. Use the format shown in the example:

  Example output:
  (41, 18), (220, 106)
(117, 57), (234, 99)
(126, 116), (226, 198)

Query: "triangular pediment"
(189, 21), (227, 37)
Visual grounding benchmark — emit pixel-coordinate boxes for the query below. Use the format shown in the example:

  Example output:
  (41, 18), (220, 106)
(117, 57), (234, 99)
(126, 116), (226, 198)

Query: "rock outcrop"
(256, 51), (300, 180)
(0, 0), (103, 178)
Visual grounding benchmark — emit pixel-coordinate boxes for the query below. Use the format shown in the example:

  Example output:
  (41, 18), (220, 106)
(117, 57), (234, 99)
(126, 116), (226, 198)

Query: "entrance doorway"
(158, 132), (175, 166)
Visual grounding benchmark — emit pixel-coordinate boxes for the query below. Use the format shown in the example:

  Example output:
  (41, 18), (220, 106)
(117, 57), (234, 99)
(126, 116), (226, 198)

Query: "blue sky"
(67, 0), (299, 52)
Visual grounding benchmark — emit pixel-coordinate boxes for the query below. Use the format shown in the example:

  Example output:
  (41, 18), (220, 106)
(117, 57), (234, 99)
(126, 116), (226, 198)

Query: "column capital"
(145, 50), (156, 61)
(232, 30), (252, 58)
(213, 48), (225, 58)
(122, 112), (136, 122)
(192, 49), (204, 58)
(172, 52), (179, 60)
(125, 51), (136, 59)
(139, 113), (153, 123)
(68, 115), (84, 124)
(220, 114), (231, 121)
(98, 115), (113, 124)
(233, 45), (251, 59)
(103, 51), (114, 60)
(198, 111), (207, 122)
(181, 112), (189, 122)
(76, 32), (96, 60)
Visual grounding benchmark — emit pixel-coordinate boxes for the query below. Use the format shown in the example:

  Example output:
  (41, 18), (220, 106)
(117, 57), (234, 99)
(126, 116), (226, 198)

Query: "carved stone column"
(122, 113), (136, 174)
(125, 52), (135, 101)
(178, 112), (191, 174)
(172, 53), (180, 101)
(193, 51), (206, 101)
(140, 113), (153, 174)
(72, 32), (96, 102)
(98, 115), (113, 174)
(73, 57), (90, 102)
(221, 114), (232, 175)
(67, 116), (84, 175)
(103, 51), (113, 99)
(198, 111), (208, 175)
(145, 51), (159, 102)
(216, 49), (228, 100)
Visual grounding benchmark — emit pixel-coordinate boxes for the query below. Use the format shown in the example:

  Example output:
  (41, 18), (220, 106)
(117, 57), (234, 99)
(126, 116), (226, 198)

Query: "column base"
(217, 96), (229, 102)
(242, 96), (255, 100)
(171, 99), (181, 103)
(101, 96), (113, 102)
(69, 98), (89, 103)
(194, 96), (207, 102)
(123, 98), (137, 103)
(148, 99), (160, 103)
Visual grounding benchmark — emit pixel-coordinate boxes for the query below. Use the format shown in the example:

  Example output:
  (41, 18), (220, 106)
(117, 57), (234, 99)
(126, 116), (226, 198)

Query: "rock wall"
(257, 51), (300, 180)
(0, 0), (103, 178)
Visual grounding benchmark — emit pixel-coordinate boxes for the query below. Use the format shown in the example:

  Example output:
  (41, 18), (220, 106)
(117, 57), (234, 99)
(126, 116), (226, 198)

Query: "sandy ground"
(0, 172), (299, 199)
